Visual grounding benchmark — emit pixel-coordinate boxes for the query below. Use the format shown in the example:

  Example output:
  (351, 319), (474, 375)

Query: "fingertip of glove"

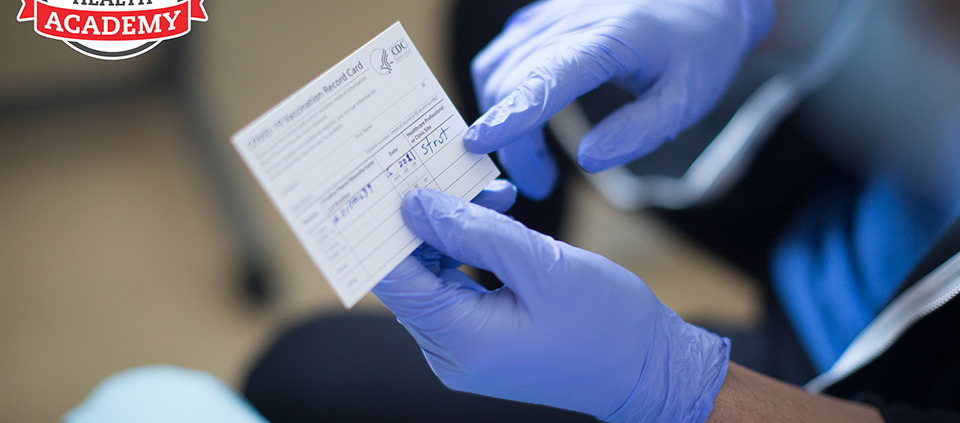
(575, 152), (613, 174)
(462, 125), (483, 151)
(484, 179), (518, 195)
(504, 157), (556, 201)
(575, 134), (651, 174)
(463, 124), (500, 154)
(577, 139), (665, 173)
(474, 179), (519, 213)
(499, 142), (557, 201)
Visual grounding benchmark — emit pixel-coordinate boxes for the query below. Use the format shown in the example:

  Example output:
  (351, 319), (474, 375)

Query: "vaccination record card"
(232, 22), (500, 308)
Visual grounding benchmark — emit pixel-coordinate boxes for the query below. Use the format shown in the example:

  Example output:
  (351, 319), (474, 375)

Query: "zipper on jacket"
(805, 251), (960, 393)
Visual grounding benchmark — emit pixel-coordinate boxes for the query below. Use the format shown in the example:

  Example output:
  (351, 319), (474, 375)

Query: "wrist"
(740, 0), (776, 50)
(706, 363), (884, 423)
(603, 311), (731, 423)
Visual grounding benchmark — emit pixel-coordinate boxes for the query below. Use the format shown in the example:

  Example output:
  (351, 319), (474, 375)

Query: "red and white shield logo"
(17, 0), (208, 60)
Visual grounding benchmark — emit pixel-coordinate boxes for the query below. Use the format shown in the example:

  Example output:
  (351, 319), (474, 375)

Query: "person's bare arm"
(707, 363), (884, 423)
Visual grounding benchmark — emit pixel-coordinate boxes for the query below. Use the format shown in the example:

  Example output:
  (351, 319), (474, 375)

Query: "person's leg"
(243, 314), (597, 423)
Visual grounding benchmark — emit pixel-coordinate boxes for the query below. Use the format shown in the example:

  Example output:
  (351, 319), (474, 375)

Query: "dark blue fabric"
(771, 175), (953, 372)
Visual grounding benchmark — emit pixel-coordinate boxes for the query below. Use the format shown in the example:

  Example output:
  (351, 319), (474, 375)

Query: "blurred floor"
(0, 2), (759, 422)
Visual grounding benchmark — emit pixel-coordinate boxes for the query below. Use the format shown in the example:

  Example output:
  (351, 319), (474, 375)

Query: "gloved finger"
(475, 2), (661, 112)
(464, 44), (624, 155)
(477, 5), (654, 107)
(577, 70), (694, 172)
(411, 243), (446, 275)
(373, 255), (475, 323)
(401, 188), (557, 300)
(470, 179), (519, 213)
(471, 2), (567, 106)
(496, 130), (557, 200)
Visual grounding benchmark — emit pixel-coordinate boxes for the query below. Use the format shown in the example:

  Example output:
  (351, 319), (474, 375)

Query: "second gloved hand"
(465, 0), (775, 199)
(373, 186), (730, 422)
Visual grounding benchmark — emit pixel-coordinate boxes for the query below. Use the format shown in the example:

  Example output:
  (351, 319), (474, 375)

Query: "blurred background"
(0, 2), (763, 421)
(5, 0), (959, 421)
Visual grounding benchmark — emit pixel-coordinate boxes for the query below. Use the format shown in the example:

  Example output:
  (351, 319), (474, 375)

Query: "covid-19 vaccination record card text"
(232, 22), (499, 308)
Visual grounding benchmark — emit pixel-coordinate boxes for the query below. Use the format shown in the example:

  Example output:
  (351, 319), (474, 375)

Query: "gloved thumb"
(372, 255), (466, 322)
(399, 188), (555, 300)
(374, 179), (519, 316)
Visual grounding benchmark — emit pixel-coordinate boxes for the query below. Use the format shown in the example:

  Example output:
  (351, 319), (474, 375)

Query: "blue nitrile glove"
(372, 184), (730, 422)
(411, 179), (519, 278)
(465, 0), (775, 199)
(62, 366), (269, 423)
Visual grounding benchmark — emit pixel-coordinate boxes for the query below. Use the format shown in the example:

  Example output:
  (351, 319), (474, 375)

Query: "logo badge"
(17, 0), (208, 60)
(370, 48), (393, 75)
(370, 39), (412, 76)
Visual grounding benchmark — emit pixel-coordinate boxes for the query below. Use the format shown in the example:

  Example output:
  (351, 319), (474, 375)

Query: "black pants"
(242, 1), (854, 421)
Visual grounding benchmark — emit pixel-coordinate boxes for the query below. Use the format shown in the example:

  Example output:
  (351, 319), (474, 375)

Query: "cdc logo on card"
(370, 38), (412, 75)
(17, 0), (208, 60)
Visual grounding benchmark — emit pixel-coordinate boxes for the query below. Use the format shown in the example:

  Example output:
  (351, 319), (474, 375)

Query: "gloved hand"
(62, 366), (269, 423)
(373, 184), (730, 422)
(465, 0), (775, 199)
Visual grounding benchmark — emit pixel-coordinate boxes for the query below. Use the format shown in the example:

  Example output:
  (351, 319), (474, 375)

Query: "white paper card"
(232, 22), (499, 308)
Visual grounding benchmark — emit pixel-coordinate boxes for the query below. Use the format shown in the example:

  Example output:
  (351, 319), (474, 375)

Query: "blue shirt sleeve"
(770, 175), (953, 372)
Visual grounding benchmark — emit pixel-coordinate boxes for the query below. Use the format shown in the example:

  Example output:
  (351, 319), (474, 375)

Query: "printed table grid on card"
(232, 22), (499, 307)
